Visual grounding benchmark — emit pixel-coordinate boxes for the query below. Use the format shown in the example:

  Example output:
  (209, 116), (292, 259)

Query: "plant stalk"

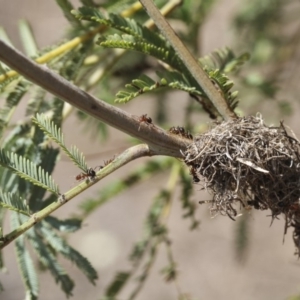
(139, 0), (237, 121)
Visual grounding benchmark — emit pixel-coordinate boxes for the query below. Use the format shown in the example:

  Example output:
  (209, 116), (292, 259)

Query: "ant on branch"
(75, 166), (102, 182)
(169, 126), (193, 140)
(138, 114), (153, 130)
(103, 156), (115, 166)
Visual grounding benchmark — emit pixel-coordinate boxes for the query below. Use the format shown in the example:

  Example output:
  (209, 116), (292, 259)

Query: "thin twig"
(139, 0), (237, 121)
(0, 144), (151, 249)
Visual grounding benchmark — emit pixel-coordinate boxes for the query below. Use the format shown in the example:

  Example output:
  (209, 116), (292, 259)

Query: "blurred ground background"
(1, 0), (300, 299)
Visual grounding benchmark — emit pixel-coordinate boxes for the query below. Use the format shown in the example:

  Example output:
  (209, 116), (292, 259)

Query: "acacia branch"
(139, 0), (237, 121)
(0, 39), (191, 158)
(0, 144), (151, 249)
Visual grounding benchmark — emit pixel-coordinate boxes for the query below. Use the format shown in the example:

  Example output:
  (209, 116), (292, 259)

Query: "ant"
(75, 166), (102, 182)
(169, 126), (193, 140)
(190, 166), (200, 183)
(103, 156), (115, 166)
(138, 114), (152, 130)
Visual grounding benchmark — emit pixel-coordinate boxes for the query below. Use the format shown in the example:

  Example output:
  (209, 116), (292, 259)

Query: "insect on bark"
(75, 166), (102, 182)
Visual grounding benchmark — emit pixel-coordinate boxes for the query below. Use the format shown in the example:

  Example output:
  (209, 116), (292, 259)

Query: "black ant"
(75, 166), (102, 182)
(103, 156), (115, 166)
(138, 114), (152, 130)
(169, 126), (193, 140)
(190, 166), (200, 183)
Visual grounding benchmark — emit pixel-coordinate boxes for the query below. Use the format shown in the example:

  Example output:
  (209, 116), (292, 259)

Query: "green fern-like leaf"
(39, 221), (98, 284)
(28, 147), (60, 211)
(93, 17), (240, 114)
(105, 272), (131, 297)
(12, 214), (39, 300)
(73, 7), (185, 72)
(0, 149), (59, 195)
(45, 215), (82, 233)
(115, 73), (159, 103)
(0, 80), (30, 138)
(73, 6), (241, 114)
(99, 33), (183, 72)
(0, 189), (30, 216)
(25, 87), (48, 117)
(157, 70), (202, 95)
(59, 42), (93, 81)
(26, 226), (74, 297)
(32, 113), (88, 172)
(179, 167), (200, 230)
(199, 47), (249, 73)
(207, 69), (239, 110)
(74, 7), (166, 46)
(223, 52), (250, 73)
(33, 238), (74, 296)
(115, 71), (202, 103)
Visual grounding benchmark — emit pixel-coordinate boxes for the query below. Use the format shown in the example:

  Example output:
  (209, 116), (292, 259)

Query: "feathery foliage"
(199, 47), (250, 73)
(0, 189), (30, 216)
(179, 166), (200, 230)
(24, 220), (75, 297)
(12, 214), (39, 300)
(0, 149), (59, 195)
(32, 114), (88, 172)
(39, 221), (98, 285)
(0, 80), (30, 138)
(103, 272), (131, 298)
(98, 33), (184, 73)
(115, 71), (204, 103)
(72, 6), (242, 118)
(73, 7), (167, 47)
(29, 233), (75, 296)
(45, 216), (82, 233)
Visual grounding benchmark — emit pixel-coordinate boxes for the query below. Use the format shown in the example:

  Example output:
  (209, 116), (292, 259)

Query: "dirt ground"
(1, 1), (300, 300)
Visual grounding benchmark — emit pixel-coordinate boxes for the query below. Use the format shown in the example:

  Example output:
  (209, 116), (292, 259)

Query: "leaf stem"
(139, 0), (237, 121)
